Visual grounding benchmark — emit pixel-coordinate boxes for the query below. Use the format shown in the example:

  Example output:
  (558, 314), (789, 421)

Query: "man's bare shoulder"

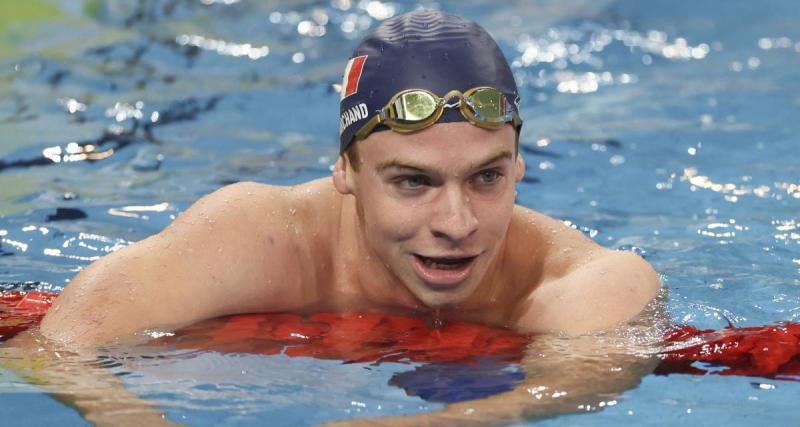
(508, 205), (660, 335)
(507, 205), (599, 277)
(161, 177), (344, 277)
(168, 178), (339, 236)
(41, 178), (343, 346)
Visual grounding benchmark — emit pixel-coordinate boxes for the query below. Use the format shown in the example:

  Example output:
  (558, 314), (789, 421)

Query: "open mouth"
(412, 254), (479, 288)
(414, 255), (476, 270)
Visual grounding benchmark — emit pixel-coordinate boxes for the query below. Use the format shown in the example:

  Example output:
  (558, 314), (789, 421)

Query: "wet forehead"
(360, 122), (516, 175)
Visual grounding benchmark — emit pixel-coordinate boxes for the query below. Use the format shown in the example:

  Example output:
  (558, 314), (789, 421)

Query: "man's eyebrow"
(375, 159), (429, 173)
(375, 149), (514, 174)
(471, 150), (514, 170)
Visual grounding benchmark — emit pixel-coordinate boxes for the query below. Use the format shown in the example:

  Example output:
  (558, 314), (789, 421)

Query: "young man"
(40, 9), (658, 347)
(20, 9), (660, 425)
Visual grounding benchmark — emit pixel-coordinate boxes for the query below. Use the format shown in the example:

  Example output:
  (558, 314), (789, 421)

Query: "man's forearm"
(1, 329), (178, 426)
(442, 351), (657, 425)
(324, 306), (666, 427)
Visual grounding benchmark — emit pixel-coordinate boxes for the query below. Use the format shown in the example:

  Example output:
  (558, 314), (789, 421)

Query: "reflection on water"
(1, 0), (800, 425)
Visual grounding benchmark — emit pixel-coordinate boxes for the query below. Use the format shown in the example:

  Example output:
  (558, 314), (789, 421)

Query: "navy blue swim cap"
(338, 10), (521, 153)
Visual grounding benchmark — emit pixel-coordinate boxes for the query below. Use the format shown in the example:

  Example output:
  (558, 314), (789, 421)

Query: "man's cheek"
(371, 205), (420, 241)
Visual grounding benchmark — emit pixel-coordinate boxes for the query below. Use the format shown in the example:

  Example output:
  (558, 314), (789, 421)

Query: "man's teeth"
(421, 257), (469, 270)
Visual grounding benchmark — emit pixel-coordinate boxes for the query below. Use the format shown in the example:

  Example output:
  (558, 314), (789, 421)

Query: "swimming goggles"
(354, 87), (522, 141)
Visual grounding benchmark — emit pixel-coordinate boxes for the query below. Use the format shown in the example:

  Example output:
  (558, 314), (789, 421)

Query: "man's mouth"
(416, 255), (475, 270)
(412, 254), (479, 288)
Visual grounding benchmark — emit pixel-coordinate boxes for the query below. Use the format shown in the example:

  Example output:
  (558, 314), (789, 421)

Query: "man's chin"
(406, 281), (476, 309)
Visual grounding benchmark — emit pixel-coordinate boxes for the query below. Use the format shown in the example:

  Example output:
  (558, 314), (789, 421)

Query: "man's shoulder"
(507, 206), (660, 335)
(199, 178), (340, 223)
(163, 178), (341, 251)
(207, 177), (336, 206)
(507, 205), (597, 274)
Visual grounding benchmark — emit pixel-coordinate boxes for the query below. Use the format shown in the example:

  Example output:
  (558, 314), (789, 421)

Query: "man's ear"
(332, 156), (354, 195)
(514, 153), (526, 182)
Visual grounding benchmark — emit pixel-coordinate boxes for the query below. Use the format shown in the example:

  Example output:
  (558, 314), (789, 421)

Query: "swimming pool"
(1, 0), (799, 425)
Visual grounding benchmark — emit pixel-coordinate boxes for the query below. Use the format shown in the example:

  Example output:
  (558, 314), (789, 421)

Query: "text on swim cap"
(339, 103), (369, 135)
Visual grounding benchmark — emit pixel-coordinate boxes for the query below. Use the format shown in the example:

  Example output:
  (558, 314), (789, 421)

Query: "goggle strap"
(354, 114), (383, 141)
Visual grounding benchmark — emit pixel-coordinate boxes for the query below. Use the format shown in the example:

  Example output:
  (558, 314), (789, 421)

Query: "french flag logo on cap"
(341, 55), (368, 100)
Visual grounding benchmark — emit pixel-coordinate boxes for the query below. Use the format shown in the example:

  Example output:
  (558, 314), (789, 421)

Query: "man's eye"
(398, 175), (430, 188)
(477, 170), (501, 184)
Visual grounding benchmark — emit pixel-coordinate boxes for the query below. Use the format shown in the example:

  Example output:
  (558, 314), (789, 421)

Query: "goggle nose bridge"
(441, 90), (467, 110)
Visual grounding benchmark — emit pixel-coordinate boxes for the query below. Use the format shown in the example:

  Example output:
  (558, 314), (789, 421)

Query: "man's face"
(339, 122), (524, 308)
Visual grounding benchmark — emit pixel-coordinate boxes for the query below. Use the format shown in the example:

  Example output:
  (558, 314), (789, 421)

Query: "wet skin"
(23, 121), (662, 427)
(332, 123), (524, 311)
(39, 121), (659, 346)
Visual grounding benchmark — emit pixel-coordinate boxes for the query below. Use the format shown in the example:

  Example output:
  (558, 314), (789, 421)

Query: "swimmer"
(9, 10), (660, 426)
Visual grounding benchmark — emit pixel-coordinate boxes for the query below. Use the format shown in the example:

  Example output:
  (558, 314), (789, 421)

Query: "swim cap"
(338, 10), (521, 153)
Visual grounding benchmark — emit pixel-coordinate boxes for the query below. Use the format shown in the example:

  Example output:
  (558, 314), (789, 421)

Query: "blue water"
(1, 0), (799, 425)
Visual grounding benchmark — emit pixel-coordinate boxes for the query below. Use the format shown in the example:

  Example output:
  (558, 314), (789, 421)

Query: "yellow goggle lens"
(465, 88), (508, 122)
(394, 91), (438, 122)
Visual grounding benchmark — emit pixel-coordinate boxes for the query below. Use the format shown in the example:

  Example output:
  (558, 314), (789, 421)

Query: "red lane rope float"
(0, 291), (57, 342)
(2, 291), (799, 380)
(151, 311), (529, 364)
(655, 324), (800, 379)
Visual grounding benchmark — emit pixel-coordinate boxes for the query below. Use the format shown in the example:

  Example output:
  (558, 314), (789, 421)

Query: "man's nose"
(430, 185), (478, 243)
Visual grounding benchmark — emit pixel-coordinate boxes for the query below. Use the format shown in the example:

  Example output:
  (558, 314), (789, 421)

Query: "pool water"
(1, 0), (799, 425)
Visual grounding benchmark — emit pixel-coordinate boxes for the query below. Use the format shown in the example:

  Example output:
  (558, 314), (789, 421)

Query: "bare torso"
(40, 178), (657, 346)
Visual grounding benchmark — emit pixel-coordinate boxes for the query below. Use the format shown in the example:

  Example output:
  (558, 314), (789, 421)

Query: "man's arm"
(3, 181), (323, 425)
(439, 298), (667, 425)
(519, 248), (660, 335)
(508, 207), (661, 335)
(2, 329), (179, 426)
(324, 298), (667, 426)
(40, 181), (318, 347)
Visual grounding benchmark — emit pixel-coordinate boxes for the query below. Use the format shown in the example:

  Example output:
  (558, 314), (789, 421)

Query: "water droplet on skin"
(432, 309), (444, 330)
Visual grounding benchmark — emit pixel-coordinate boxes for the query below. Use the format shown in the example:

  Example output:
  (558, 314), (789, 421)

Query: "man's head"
(338, 9), (521, 155)
(333, 10), (525, 308)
